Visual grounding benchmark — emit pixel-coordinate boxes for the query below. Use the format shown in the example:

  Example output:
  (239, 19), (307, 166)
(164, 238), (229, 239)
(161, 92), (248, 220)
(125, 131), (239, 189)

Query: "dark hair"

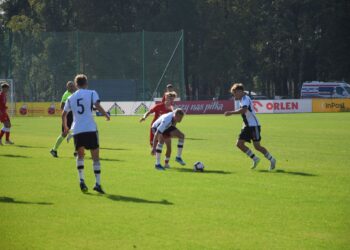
(175, 108), (185, 116)
(1, 82), (10, 89)
(74, 74), (88, 87)
(166, 84), (173, 88)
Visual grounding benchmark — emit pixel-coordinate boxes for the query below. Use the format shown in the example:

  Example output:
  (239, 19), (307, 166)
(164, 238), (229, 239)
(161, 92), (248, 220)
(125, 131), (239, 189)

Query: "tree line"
(1, 0), (349, 100)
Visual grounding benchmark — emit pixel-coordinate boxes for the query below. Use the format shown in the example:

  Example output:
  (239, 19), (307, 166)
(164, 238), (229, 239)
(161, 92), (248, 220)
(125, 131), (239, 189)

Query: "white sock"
(245, 149), (259, 161)
(177, 139), (184, 157)
(93, 160), (101, 185)
(76, 158), (85, 182)
(155, 143), (164, 165)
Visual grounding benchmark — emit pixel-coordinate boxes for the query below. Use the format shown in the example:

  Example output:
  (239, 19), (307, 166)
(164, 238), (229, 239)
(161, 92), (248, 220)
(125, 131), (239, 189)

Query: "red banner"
(173, 100), (234, 114)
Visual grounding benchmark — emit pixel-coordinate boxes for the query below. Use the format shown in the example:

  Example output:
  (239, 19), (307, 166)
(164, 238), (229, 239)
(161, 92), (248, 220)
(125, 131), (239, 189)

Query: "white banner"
(100, 101), (155, 115)
(235, 99), (312, 113)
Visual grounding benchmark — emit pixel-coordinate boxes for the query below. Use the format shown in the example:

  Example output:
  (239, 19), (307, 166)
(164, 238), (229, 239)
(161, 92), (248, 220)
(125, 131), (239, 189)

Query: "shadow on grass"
(99, 157), (124, 162)
(14, 144), (46, 149)
(258, 169), (317, 177)
(0, 154), (31, 158)
(0, 196), (53, 205)
(84, 193), (173, 205)
(186, 137), (207, 141)
(100, 147), (130, 151)
(174, 167), (233, 175)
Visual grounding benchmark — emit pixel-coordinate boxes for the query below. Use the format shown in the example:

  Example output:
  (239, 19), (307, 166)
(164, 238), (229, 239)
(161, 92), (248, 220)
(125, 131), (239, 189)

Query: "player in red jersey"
(161, 84), (175, 104)
(0, 82), (14, 145)
(140, 91), (176, 168)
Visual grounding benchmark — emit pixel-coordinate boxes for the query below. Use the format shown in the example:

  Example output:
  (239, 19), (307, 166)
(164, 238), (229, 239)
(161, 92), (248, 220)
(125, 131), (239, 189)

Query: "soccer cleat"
(5, 140), (14, 145)
(251, 158), (261, 169)
(93, 184), (105, 194)
(175, 157), (186, 166)
(164, 163), (171, 169)
(80, 181), (88, 193)
(155, 164), (166, 171)
(50, 149), (58, 158)
(269, 158), (276, 171)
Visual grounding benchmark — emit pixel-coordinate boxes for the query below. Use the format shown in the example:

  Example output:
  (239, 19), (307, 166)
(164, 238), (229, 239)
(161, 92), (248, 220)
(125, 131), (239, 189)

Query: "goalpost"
(0, 79), (15, 116)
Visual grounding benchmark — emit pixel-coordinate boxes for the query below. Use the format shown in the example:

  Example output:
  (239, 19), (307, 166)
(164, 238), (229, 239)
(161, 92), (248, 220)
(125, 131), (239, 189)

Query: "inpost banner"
(15, 102), (61, 116)
(312, 99), (350, 112)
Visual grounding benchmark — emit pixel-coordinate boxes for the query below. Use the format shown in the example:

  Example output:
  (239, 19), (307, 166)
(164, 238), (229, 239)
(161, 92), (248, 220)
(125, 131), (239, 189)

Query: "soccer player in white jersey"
(224, 83), (276, 171)
(62, 74), (110, 193)
(151, 109), (186, 170)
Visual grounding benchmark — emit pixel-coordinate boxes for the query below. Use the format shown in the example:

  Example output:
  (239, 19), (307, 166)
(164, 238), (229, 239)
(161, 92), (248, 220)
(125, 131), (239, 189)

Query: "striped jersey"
(239, 95), (260, 127)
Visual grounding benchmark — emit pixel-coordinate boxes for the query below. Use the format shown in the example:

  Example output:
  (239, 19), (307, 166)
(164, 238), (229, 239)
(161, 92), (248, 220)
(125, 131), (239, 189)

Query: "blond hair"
(230, 83), (244, 92)
(74, 74), (88, 87)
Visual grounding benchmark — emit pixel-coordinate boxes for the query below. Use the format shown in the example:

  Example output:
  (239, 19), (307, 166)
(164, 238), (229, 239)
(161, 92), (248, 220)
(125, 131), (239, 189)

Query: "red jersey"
(0, 91), (7, 112)
(149, 102), (172, 124)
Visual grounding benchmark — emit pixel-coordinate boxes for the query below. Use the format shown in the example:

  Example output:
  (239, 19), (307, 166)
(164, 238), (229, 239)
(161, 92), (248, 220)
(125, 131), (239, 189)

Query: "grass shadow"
(99, 157), (124, 162)
(174, 167), (233, 175)
(0, 154), (31, 158)
(84, 193), (173, 205)
(258, 169), (317, 177)
(0, 196), (53, 205)
(100, 147), (130, 151)
(14, 144), (46, 149)
(186, 137), (207, 141)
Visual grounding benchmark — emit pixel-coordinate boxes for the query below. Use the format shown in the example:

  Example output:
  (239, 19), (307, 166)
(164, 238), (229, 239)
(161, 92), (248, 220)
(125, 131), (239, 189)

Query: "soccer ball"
(193, 161), (205, 172)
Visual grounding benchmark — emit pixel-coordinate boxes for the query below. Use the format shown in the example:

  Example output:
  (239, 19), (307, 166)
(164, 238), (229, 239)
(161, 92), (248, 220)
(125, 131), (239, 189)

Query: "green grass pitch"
(0, 113), (349, 249)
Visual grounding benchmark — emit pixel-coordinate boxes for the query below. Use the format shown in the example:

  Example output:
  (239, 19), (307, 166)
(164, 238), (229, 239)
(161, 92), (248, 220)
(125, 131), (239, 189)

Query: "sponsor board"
(15, 102), (61, 116)
(312, 99), (350, 112)
(174, 100), (234, 114)
(245, 99), (312, 113)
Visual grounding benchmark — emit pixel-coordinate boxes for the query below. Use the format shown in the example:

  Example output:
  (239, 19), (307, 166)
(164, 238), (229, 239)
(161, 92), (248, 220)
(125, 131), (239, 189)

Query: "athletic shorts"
(61, 111), (73, 132)
(152, 126), (177, 138)
(0, 112), (10, 123)
(73, 131), (99, 150)
(239, 126), (261, 143)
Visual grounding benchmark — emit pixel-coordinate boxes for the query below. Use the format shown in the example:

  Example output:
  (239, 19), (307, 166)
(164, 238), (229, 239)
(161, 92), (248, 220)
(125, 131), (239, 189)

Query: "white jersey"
(64, 89), (100, 135)
(239, 95), (260, 127)
(152, 111), (175, 133)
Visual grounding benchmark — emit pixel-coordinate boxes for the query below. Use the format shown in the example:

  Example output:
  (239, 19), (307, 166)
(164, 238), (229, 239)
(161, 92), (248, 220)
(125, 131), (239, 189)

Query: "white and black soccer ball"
(193, 161), (205, 172)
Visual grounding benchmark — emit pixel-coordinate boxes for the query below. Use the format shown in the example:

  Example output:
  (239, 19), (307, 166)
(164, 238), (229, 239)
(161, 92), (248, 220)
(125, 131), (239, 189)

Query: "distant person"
(140, 91), (176, 168)
(50, 81), (76, 157)
(0, 82), (14, 145)
(62, 74), (110, 193)
(161, 83), (175, 103)
(224, 83), (276, 171)
(151, 109), (186, 170)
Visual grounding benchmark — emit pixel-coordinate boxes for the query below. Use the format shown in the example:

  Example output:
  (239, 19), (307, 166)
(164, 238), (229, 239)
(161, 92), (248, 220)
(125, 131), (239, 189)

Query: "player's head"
(66, 81), (76, 93)
(230, 83), (245, 99)
(165, 91), (177, 103)
(1, 82), (10, 93)
(166, 83), (174, 92)
(74, 74), (88, 89)
(174, 108), (185, 123)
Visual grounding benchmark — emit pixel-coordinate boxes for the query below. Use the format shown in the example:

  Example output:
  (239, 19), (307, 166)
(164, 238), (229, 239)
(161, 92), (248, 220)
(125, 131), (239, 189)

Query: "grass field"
(0, 113), (349, 249)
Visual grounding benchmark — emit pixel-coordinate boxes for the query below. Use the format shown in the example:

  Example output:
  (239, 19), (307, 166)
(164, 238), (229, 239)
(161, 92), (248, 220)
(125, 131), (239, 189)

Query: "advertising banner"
(312, 99), (350, 112)
(15, 102), (61, 116)
(248, 99), (312, 113)
(174, 100), (234, 114)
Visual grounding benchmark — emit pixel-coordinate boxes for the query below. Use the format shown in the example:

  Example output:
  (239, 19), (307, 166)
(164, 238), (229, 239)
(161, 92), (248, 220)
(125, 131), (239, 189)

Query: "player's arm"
(224, 107), (248, 116)
(94, 101), (110, 121)
(62, 111), (69, 134)
(140, 110), (151, 122)
(60, 102), (65, 110)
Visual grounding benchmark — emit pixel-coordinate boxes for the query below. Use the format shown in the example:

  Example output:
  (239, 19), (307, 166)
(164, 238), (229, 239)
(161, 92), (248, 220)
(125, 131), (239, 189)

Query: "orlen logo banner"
(312, 99), (350, 112)
(174, 100), (234, 114)
(251, 99), (312, 113)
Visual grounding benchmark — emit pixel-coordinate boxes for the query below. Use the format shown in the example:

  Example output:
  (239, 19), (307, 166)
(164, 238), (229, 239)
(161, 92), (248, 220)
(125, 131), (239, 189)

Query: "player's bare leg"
(170, 129), (186, 165)
(253, 141), (276, 171)
(164, 138), (172, 168)
(237, 139), (260, 169)
(1, 120), (14, 145)
(90, 148), (104, 194)
(76, 147), (88, 192)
